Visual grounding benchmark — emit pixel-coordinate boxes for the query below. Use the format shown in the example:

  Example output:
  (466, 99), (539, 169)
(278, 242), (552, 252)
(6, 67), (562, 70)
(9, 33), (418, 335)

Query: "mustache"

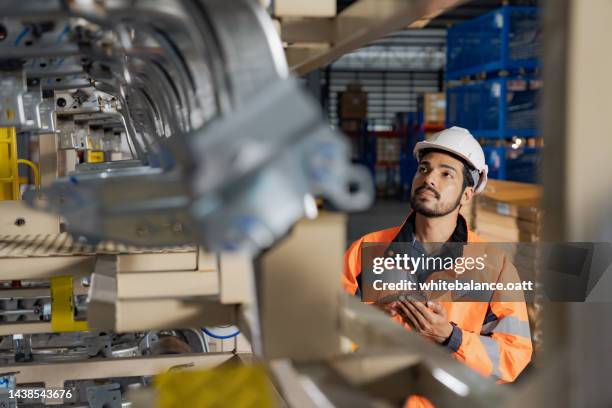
(415, 185), (440, 199)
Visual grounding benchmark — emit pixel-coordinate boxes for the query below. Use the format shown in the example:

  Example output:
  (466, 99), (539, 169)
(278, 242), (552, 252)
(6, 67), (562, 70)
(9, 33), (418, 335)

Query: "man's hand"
(392, 297), (453, 343)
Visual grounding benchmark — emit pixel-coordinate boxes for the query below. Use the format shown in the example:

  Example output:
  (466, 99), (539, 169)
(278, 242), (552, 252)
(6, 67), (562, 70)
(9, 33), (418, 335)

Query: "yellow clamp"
(50, 276), (88, 332)
(155, 365), (275, 408)
(86, 150), (105, 163)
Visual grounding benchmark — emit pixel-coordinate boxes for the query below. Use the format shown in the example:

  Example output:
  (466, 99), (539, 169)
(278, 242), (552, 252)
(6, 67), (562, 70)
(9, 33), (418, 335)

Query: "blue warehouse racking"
(446, 6), (540, 80)
(445, 5), (541, 183)
(446, 76), (541, 139)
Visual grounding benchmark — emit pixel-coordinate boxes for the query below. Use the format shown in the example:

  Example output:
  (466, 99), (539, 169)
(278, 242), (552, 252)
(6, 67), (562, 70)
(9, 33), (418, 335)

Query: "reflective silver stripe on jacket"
(481, 315), (531, 338)
(480, 335), (502, 379)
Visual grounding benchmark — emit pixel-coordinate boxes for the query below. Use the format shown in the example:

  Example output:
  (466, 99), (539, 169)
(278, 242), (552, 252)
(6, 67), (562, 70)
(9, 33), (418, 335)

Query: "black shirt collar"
(393, 211), (468, 244)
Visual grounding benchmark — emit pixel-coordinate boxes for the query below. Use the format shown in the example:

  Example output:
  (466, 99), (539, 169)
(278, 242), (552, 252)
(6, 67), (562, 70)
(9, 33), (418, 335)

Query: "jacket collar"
(392, 210), (469, 244)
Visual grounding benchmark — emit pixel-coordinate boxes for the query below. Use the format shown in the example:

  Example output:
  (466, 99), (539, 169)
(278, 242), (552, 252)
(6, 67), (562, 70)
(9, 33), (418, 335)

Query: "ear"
(461, 186), (474, 206)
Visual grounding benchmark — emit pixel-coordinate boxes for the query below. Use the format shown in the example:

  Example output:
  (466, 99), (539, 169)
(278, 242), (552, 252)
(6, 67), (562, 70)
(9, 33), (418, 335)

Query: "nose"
(422, 170), (437, 188)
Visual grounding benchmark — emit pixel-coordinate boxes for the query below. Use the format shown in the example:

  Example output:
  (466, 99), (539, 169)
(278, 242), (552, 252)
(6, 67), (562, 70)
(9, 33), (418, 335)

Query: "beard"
(410, 185), (463, 218)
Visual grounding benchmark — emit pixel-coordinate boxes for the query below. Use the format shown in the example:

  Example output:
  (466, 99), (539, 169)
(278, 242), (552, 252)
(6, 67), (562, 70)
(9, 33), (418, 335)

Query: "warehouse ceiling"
(324, 0), (541, 127)
(284, 0), (542, 73)
(327, 0), (542, 72)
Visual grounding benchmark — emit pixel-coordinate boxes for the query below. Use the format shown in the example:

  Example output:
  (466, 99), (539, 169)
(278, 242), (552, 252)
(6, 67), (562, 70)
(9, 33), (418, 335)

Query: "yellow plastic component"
(86, 150), (105, 163)
(50, 276), (89, 332)
(0, 127), (19, 200)
(155, 365), (275, 408)
(17, 159), (40, 187)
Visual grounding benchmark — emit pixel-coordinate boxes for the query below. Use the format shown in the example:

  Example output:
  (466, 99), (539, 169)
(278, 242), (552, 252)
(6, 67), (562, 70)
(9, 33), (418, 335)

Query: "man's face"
(410, 151), (469, 217)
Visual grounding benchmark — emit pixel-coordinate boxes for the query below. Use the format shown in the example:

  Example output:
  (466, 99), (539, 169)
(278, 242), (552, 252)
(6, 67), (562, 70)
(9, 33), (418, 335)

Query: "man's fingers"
(378, 302), (398, 317)
(409, 300), (435, 323)
(386, 307), (398, 317)
(395, 301), (411, 319)
(427, 301), (443, 314)
(395, 301), (420, 330)
(404, 301), (430, 329)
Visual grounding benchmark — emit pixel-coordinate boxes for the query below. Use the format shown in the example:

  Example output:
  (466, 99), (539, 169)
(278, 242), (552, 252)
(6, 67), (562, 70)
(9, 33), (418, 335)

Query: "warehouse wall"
(326, 70), (443, 129)
(321, 28), (446, 129)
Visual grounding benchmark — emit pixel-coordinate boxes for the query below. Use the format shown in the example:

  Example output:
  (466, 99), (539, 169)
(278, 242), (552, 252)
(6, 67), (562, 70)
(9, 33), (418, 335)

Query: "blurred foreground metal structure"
(1, 0), (611, 406)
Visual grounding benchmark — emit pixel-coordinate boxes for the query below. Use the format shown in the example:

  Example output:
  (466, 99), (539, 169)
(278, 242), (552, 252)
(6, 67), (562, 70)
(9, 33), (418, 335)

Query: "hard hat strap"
(469, 168), (480, 188)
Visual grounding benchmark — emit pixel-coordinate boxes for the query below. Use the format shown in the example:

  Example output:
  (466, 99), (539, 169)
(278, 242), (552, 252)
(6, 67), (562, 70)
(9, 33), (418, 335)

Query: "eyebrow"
(440, 164), (458, 173)
(420, 161), (458, 173)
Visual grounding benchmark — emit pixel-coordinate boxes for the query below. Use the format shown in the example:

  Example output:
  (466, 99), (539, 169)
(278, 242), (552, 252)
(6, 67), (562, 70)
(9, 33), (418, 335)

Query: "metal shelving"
(446, 6), (540, 79)
(446, 76), (541, 139)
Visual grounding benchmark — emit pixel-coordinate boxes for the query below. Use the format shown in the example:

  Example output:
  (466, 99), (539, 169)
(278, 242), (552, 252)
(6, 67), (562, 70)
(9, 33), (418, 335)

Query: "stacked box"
(339, 119), (362, 133)
(376, 137), (400, 163)
(338, 83), (368, 120)
(475, 180), (542, 242)
(418, 93), (446, 125)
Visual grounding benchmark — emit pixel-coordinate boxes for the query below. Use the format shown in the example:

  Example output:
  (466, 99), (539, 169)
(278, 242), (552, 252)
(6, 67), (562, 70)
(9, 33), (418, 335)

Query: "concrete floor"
(346, 199), (410, 247)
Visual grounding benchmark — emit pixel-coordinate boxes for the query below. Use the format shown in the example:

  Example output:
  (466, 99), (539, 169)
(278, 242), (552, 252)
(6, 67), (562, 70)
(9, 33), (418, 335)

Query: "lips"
(416, 186), (439, 199)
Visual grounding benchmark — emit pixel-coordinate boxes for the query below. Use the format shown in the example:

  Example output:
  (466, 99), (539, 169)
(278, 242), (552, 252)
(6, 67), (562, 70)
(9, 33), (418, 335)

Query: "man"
(343, 127), (533, 383)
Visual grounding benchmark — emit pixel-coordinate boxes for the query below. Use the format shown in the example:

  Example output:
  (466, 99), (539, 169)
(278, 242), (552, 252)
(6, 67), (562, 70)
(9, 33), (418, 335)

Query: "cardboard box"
(418, 93), (446, 125)
(482, 179), (542, 202)
(274, 0), (336, 17)
(376, 138), (400, 162)
(476, 222), (520, 242)
(477, 210), (521, 230)
(339, 91), (368, 119)
(219, 251), (253, 304)
(517, 219), (540, 235)
(88, 255), (229, 332)
(518, 231), (541, 243)
(477, 196), (541, 223)
(477, 231), (519, 243)
(0, 200), (60, 235)
(474, 180), (542, 243)
(112, 252), (197, 272)
(340, 119), (363, 133)
(88, 295), (236, 332)
(39, 133), (58, 187)
(258, 213), (345, 360)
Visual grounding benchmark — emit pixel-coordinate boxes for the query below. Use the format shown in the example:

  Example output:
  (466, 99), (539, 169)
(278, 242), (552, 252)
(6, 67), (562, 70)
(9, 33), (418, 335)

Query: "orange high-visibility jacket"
(343, 214), (533, 383)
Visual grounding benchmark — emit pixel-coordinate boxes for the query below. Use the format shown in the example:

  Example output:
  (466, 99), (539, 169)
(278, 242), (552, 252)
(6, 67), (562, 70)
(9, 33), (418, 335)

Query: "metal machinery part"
(0, 330), (206, 364)
(2, 0), (373, 254)
(0, 329), (213, 406)
(0, 1), (372, 406)
(0, 1), (519, 407)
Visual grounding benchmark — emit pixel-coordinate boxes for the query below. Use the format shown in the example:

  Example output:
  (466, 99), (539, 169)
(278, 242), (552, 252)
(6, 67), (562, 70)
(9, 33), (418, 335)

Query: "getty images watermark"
(360, 242), (612, 303)
(371, 252), (533, 292)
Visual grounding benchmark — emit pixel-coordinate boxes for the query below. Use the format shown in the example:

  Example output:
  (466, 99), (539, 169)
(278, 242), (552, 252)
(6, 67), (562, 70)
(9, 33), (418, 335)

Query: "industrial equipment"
(4, 0), (597, 407)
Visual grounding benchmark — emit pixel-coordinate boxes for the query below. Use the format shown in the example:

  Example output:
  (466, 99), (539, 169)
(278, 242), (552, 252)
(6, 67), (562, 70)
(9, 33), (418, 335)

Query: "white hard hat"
(413, 126), (488, 194)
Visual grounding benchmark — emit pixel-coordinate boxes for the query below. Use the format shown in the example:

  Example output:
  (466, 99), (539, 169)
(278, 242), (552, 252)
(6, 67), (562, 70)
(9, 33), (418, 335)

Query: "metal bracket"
(37, 98), (57, 133)
(0, 70), (27, 127)
(86, 383), (122, 408)
(21, 87), (43, 131)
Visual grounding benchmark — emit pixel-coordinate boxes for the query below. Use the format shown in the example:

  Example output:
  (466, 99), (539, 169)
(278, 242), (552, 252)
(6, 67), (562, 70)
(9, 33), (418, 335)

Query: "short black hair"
(418, 148), (475, 191)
